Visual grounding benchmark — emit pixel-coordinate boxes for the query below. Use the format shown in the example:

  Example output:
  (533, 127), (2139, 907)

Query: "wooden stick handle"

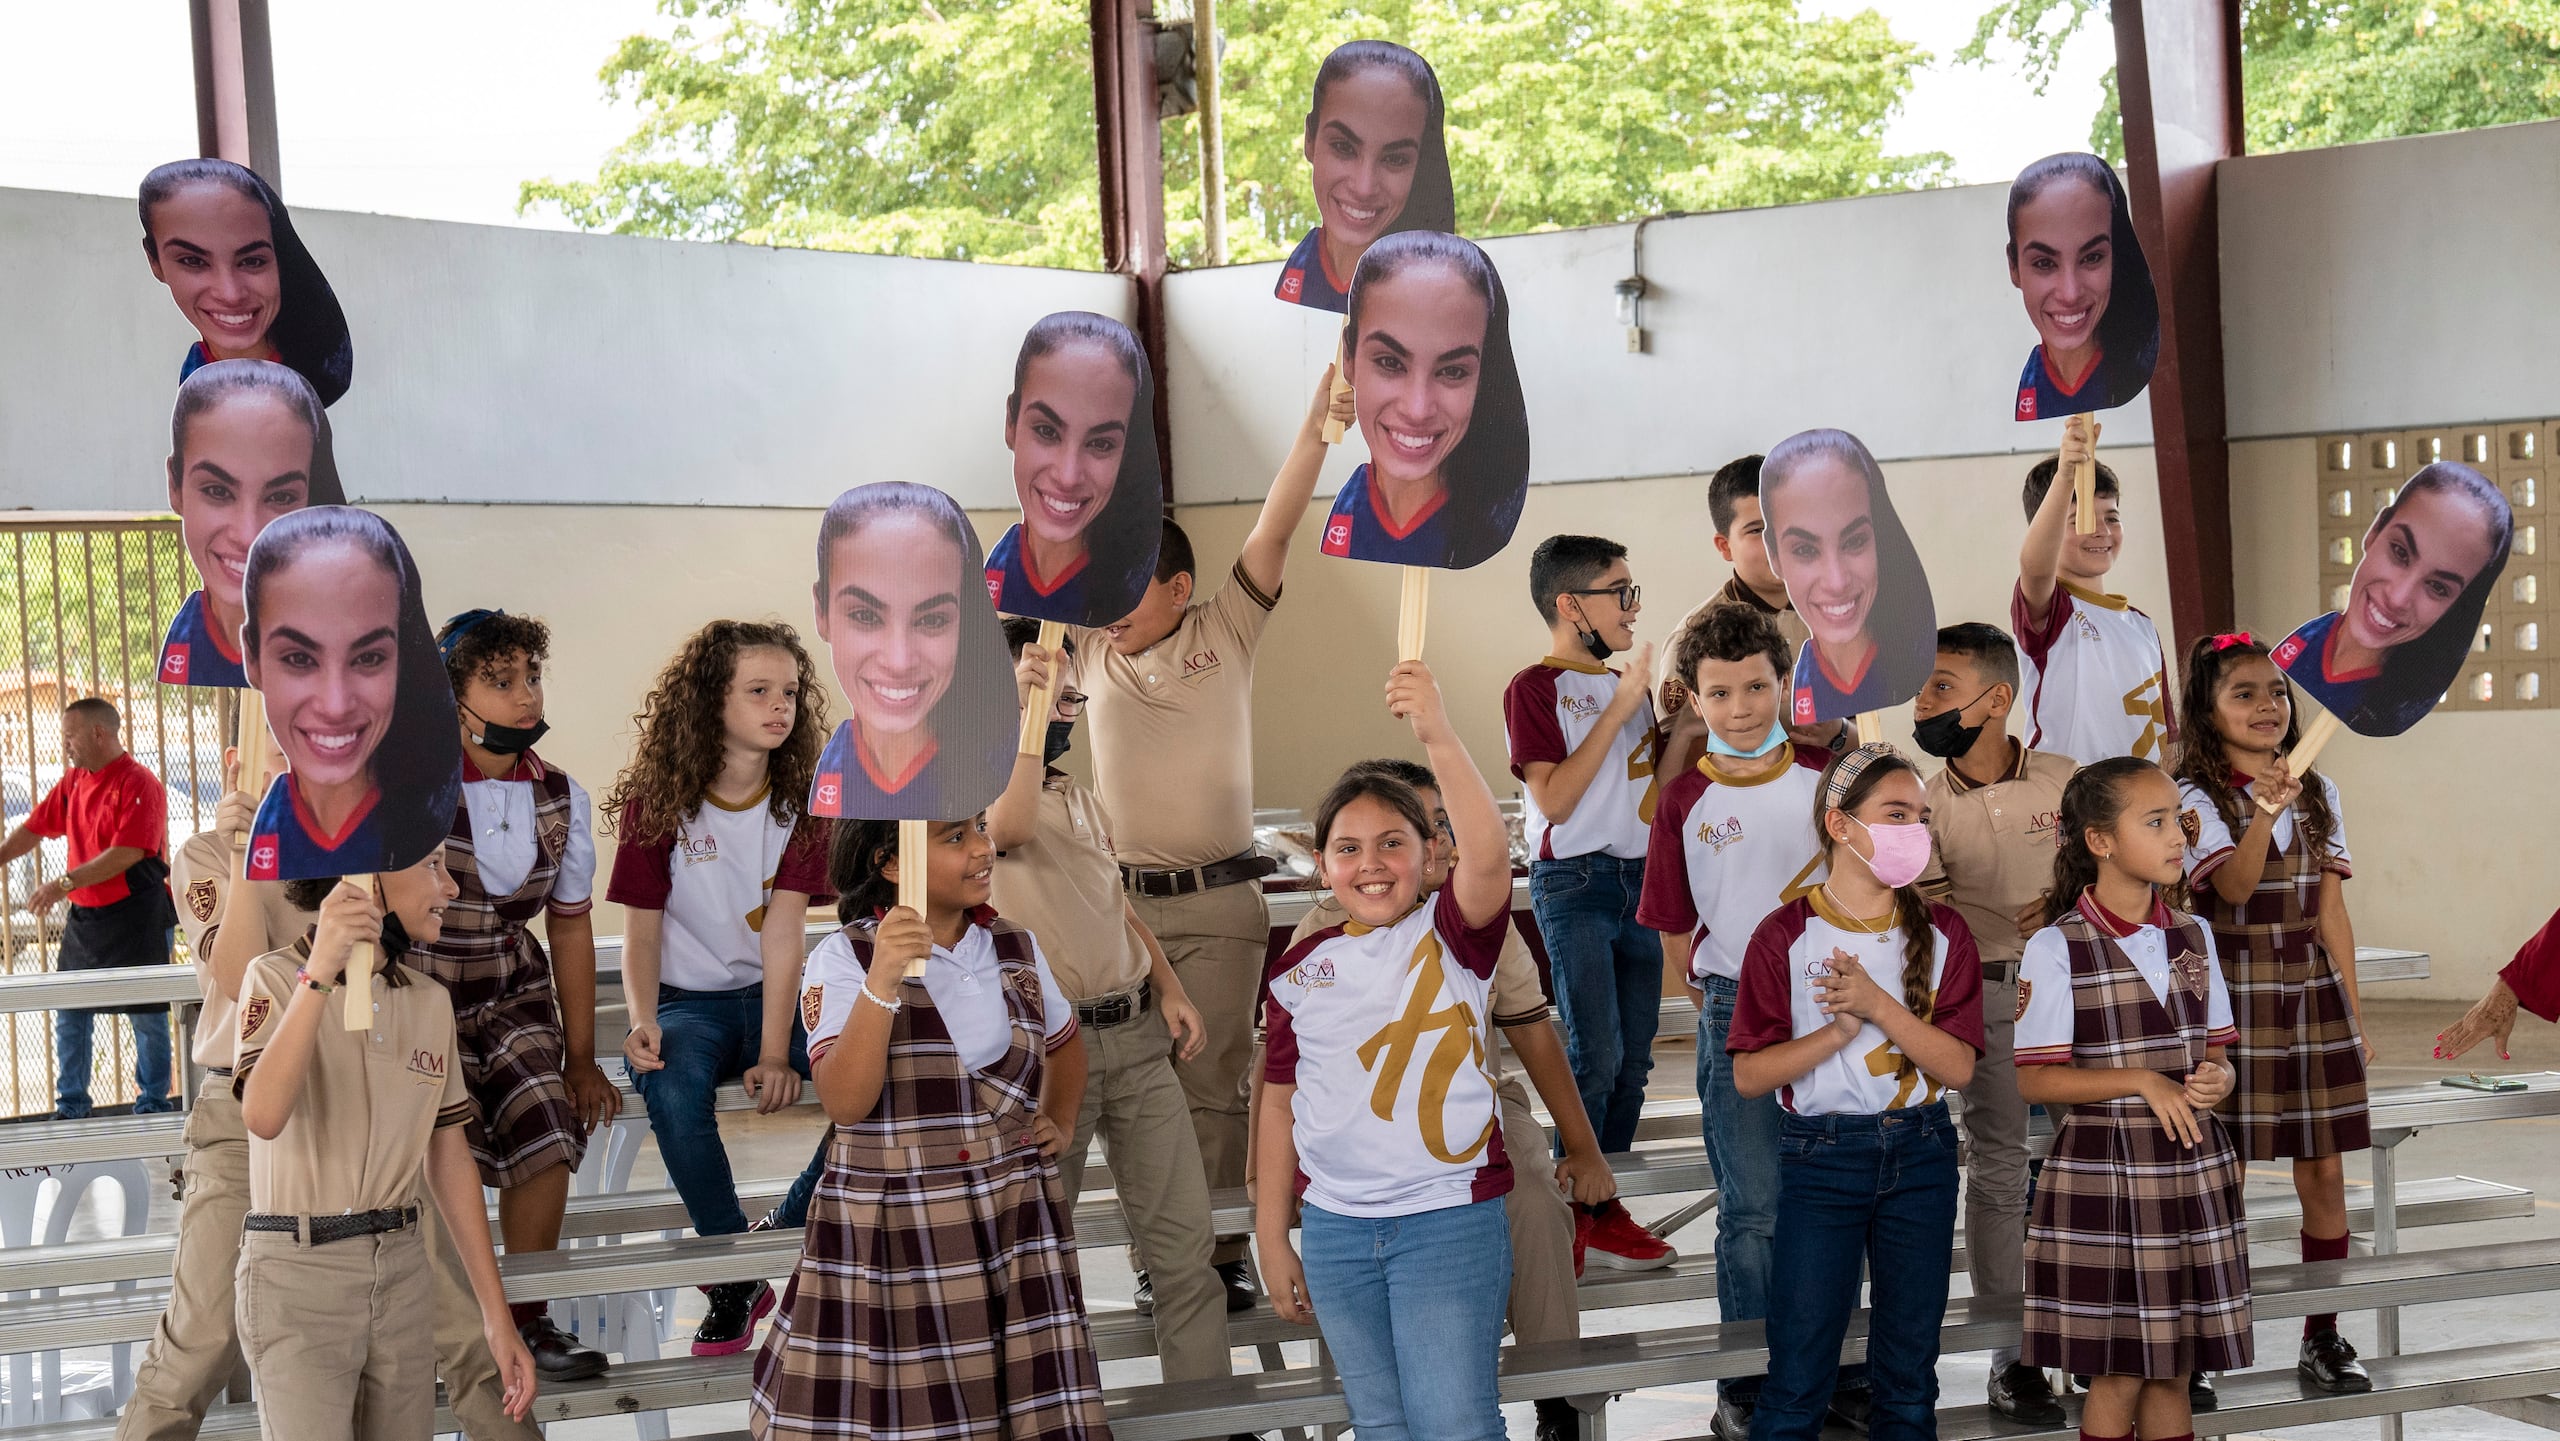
(2070, 416), (2103, 536)
(1397, 567), (1430, 662)
(1016, 620), (1068, 756)
(1854, 711), (1884, 747)
(234, 692), (269, 858)
(2257, 708), (2345, 814)
(1321, 341), (1353, 446)
(896, 818), (929, 977)
(342, 943), (374, 1029)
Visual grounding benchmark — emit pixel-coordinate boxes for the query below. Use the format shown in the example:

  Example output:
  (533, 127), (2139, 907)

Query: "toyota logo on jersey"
(1321, 518), (1353, 556)
(161, 650), (189, 682)
(247, 836), (281, 881)
(813, 776), (841, 813)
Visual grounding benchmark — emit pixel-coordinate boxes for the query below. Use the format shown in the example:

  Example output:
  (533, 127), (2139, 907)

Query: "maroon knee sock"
(2302, 1229), (2350, 1333)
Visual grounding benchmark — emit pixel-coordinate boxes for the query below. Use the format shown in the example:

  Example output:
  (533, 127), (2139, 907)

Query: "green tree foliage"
(1960, 0), (2560, 164)
(523, 0), (1953, 270)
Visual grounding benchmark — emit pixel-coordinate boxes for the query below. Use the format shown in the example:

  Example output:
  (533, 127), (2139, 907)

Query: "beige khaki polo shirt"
(1070, 561), (1277, 871)
(233, 942), (473, 1215)
(173, 830), (315, 1070)
(993, 774), (1151, 1003)
(1919, 742), (2076, 966)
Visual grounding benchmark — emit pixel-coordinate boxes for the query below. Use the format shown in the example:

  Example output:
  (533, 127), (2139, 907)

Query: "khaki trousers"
(117, 1079), (251, 1441)
(235, 1226), (433, 1441)
(1496, 1069), (1580, 1346)
(1129, 881), (1270, 1267)
(421, 1190), (546, 1441)
(1058, 1003), (1232, 1382)
(1962, 976), (2030, 1371)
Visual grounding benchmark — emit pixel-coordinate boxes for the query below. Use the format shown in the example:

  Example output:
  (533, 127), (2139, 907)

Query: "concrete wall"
(1, 186), (1132, 512)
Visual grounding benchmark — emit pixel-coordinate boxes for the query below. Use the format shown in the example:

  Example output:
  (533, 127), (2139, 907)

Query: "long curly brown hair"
(2170, 633), (2337, 862)
(603, 620), (829, 845)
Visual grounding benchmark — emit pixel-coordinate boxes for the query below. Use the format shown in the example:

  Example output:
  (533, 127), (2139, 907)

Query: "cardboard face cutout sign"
(2273, 461), (2514, 737)
(241, 507), (463, 880)
(138, 158), (354, 406)
(2003, 153), (2158, 422)
(986, 313), (1163, 626)
(1276, 41), (1457, 313)
(1761, 429), (1938, 724)
(158, 361), (347, 689)
(1319, 232), (1529, 571)
(810, 483), (1019, 821)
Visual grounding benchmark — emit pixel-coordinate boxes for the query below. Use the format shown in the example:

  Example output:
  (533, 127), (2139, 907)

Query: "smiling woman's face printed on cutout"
(2008, 176), (2114, 381)
(145, 181), (281, 362)
(246, 538), (400, 794)
(2341, 484), (2502, 663)
(1353, 261), (1488, 497)
(1006, 341), (1135, 556)
(1767, 455), (1880, 663)
(170, 389), (316, 624)
(1306, 65), (1430, 261)
(819, 510), (965, 747)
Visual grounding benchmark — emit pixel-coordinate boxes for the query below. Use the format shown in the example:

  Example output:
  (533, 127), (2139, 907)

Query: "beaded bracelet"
(857, 985), (903, 1016)
(297, 967), (335, 994)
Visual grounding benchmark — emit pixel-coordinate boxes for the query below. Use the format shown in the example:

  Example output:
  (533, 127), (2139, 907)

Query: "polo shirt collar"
(2076, 887), (2172, 939)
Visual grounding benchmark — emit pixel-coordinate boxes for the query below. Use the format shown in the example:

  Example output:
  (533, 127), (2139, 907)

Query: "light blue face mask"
(1705, 718), (1788, 760)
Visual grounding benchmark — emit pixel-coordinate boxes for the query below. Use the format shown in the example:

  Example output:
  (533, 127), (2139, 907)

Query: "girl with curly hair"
(2171, 632), (2373, 1395)
(602, 620), (837, 1356)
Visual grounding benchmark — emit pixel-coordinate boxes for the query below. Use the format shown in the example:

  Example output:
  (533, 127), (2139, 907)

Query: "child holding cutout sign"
(2170, 633), (2373, 1395)
(2016, 416), (2173, 765)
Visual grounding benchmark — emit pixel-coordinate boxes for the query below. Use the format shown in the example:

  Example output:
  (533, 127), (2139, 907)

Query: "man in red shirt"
(0, 699), (179, 1117)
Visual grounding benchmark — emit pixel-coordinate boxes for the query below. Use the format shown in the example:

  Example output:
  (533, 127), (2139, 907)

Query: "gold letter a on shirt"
(1356, 934), (1495, 1165)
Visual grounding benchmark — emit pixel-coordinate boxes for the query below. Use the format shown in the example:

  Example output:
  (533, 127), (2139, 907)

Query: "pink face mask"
(1852, 818), (1934, 889)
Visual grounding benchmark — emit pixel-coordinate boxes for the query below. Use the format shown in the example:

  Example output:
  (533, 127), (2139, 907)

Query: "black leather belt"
(1982, 959), (2020, 982)
(245, 1205), (419, 1245)
(205, 1066), (233, 1078)
(1075, 984), (1151, 1030)
(1120, 850), (1277, 899)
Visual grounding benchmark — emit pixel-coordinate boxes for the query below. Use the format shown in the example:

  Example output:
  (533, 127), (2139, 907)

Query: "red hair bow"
(2210, 631), (2255, 651)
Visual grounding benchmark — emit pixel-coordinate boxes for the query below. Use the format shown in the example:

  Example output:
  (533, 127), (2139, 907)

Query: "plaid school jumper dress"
(749, 920), (1108, 1441)
(2023, 911), (2253, 1379)
(405, 762), (591, 1187)
(2194, 805), (2369, 1161)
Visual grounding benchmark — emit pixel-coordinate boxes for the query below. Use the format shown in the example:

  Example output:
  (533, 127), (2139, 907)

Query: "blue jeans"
(1753, 1105), (1959, 1441)
(1696, 975), (1785, 1403)
(56, 1007), (174, 1116)
(1300, 1197), (1510, 1441)
(1530, 854), (1658, 1153)
(629, 984), (822, 1236)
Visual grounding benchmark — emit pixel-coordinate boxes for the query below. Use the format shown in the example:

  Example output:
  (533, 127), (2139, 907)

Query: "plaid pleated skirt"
(2216, 926), (2370, 1161)
(2023, 1097), (2254, 1379)
(747, 1138), (1110, 1441)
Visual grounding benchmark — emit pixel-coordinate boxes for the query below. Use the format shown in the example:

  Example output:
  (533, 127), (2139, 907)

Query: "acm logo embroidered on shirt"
(186, 878), (219, 924)
(407, 1049), (447, 1084)
(2169, 948), (2211, 1001)
(801, 984), (824, 1033)
(1288, 957), (1337, 990)
(2025, 809), (2063, 850)
(1181, 648), (1222, 678)
(2013, 979), (2033, 1022)
(679, 832), (720, 868)
(1697, 814), (1747, 856)
(1558, 693), (1604, 721)
(240, 994), (272, 1042)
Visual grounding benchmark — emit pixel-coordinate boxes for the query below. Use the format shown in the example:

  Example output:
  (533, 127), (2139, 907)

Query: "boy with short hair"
(1705, 454), (1808, 648)
(232, 851), (537, 1440)
(2014, 421), (2173, 764)
(1910, 622), (2077, 1424)
(1636, 602), (1829, 1441)
(1503, 534), (1675, 1271)
(992, 619), (1232, 1385)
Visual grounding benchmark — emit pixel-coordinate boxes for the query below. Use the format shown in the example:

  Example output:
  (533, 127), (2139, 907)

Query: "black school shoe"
(1828, 1387), (1873, 1434)
(520, 1315), (610, 1380)
(1534, 1397), (1585, 1441)
(1989, 1362), (2067, 1424)
(692, 1280), (775, 1357)
(2190, 1372), (2220, 1411)
(2300, 1327), (2373, 1393)
(1133, 1269), (1155, 1316)
(1216, 1259), (1257, 1314)
(1708, 1395), (1753, 1441)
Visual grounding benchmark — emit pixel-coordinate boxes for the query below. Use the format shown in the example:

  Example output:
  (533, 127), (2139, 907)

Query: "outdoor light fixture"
(1614, 275), (1648, 352)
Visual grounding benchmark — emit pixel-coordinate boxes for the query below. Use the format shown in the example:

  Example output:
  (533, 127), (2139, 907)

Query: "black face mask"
(1575, 623), (1616, 663)
(1043, 721), (1075, 768)
(463, 705), (550, 756)
(379, 911), (414, 964)
(1911, 687), (1995, 760)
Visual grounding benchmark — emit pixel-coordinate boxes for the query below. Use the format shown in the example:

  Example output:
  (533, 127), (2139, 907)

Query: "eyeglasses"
(1566, 583), (1641, 610)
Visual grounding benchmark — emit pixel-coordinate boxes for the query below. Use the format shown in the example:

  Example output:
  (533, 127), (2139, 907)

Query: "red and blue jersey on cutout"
(1275, 228), (1352, 313)
(158, 590), (248, 689)
(1320, 463), (1450, 566)
(984, 524), (1092, 624)
(246, 773), (383, 882)
(2014, 344), (2106, 422)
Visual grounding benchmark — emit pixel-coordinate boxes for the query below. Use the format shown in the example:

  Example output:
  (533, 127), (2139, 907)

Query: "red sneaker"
(1572, 1209), (1590, 1280)
(1582, 1199), (1674, 1271)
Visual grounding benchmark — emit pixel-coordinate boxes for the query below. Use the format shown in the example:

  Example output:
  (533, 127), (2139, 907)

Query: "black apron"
(58, 854), (179, 1016)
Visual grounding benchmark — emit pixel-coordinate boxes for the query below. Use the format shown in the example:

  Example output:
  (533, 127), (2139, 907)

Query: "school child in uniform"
(413, 609), (617, 1379)
(991, 621), (1233, 1386)
(1503, 533), (1676, 1271)
(1728, 744), (1984, 1441)
(120, 747), (314, 1441)
(753, 815), (1103, 1441)
(1636, 602), (1832, 1441)
(2015, 756), (2251, 1441)
(1283, 756), (1617, 1441)
(603, 620), (837, 1356)
(2014, 417), (2174, 765)
(1906, 622), (2082, 1422)
(231, 851), (537, 1441)
(1259, 661), (1517, 1441)
(2170, 632), (2374, 1393)
(1065, 367), (1348, 1307)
